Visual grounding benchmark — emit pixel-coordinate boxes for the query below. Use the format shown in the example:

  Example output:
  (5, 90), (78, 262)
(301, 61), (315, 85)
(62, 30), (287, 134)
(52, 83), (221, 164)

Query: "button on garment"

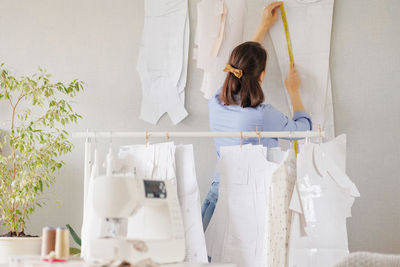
(288, 135), (360, 267)
(137, 0), (189, 125)
(268, 0), (335, 140)
(195, 0), (246, 99)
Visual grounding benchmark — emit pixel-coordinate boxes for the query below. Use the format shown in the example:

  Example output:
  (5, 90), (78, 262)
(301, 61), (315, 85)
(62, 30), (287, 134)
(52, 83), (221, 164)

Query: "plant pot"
(0, 237), (42, 264)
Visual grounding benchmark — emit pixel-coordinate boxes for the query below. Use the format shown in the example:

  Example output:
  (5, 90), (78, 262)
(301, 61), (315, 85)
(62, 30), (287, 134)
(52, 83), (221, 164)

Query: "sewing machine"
(88, 176), (186, 264)
(8, 175), (236, 267)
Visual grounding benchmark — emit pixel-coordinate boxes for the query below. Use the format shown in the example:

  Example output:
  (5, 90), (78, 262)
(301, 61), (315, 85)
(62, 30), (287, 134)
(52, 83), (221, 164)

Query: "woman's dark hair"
(220, 41), (267, 108)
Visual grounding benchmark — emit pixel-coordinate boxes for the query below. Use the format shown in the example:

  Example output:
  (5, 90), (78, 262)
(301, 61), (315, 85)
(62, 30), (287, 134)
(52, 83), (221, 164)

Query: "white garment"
(175, 145), (208, 263)
(267, 150), (296, 267)
(288, 135), (360, 267)
(81, 149), (104, 260)
(206, 145), (277, 267)
(137, 0), (189, 125)
(195, 0), (246, 99)
(103, 146), (121, 176)
(118, 142), (207, 263)
(269, 0), (335, 140)
(118, 143), (176, 182)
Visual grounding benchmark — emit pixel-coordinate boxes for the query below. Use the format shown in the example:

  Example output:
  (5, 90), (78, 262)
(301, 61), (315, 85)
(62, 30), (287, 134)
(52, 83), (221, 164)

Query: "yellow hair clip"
(223, 63), (243, 79)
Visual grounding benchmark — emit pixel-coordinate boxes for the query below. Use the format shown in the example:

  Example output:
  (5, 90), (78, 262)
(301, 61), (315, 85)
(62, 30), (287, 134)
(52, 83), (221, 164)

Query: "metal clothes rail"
(72, 130), (324, 139)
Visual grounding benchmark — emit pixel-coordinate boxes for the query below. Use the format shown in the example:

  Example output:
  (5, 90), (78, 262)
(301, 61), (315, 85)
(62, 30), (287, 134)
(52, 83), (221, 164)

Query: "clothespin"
(165, 132), (170, 141)
(145, 131), (150, 147)
(256, 126), (261, 145)
(294, 140), (299, 155)
(317, 125), (322, 145)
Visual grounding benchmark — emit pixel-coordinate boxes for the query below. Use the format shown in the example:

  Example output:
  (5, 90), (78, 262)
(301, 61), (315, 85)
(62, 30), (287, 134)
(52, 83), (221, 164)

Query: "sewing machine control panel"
(143, 180), (167, 199)
(141, 179), (184, 240)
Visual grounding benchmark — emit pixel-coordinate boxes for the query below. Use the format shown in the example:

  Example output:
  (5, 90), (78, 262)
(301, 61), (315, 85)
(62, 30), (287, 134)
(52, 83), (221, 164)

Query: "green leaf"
(39, 180), (43, 192)
(66, 224), (81, 247)
(69, 247), (81, 256)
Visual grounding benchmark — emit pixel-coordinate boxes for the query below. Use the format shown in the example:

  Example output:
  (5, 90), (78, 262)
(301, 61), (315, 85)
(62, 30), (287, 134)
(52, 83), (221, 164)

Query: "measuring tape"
(280, 3), (294, 64)
(280, 3), (299, 155)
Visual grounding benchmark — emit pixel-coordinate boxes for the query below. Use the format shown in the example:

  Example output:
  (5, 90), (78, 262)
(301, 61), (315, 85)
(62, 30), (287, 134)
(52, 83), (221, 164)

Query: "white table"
(3, 256), (235, 267)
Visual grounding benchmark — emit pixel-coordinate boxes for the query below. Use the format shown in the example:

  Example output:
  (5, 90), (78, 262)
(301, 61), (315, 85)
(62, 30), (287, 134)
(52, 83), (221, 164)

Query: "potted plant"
(0, 64), (83, 263)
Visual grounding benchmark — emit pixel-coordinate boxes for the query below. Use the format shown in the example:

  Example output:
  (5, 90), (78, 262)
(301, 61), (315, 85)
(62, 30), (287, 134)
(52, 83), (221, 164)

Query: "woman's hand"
(252, 1), (282, 43)
(285, 63), (305, 113)
(285, 64), (300, 94)
(261, 1), (283, 30)
(285, 63), (300, 94)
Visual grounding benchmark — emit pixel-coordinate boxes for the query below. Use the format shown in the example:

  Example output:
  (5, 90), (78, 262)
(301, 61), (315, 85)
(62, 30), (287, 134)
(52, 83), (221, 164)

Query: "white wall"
(0, 0), (399, 253)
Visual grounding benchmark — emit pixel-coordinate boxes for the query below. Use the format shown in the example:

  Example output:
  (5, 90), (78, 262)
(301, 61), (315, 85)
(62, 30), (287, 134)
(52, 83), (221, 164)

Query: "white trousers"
(206, 145), (278, 267)
(137, 0), (189, 125)
(269, 0), (335, 140)
(195, 0), (246, 99)
(288, 135), (360, 267)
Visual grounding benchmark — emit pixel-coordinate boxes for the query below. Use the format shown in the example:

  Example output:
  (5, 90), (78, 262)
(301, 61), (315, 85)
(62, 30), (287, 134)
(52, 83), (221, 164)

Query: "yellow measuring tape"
(280, 3), (299, 155)
(280, 3), (294, 64)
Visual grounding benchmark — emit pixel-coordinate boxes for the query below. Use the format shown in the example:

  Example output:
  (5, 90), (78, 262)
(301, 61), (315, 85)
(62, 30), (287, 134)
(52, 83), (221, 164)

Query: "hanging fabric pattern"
(81, 149), (105, 260)
(268, 0), (335, 140)
(175, 144), (208, 263)
(206, 144), (279, 267)
(195, 0), (247, 99)
(137, 0), (190, 125)
(288, 135), (360, 267)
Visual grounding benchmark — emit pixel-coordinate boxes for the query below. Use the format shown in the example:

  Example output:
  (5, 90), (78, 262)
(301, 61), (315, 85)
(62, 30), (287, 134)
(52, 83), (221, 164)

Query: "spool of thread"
(55, 227), (70, 259)
(41, 226), (56, 257)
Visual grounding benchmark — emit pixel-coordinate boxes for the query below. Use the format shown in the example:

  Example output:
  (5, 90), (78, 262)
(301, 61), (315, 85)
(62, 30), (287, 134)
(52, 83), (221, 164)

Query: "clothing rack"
(72, 130), (324, 139)
(75, 130), (324, 216)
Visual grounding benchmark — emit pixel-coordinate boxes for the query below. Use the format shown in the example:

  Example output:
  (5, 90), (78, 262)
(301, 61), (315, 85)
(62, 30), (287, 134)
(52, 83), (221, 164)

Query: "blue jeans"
(201, 181), (219, 231)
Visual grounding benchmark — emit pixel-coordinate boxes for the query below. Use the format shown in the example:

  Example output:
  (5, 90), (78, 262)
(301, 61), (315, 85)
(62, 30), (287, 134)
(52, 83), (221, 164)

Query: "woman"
(201, 1), (312, 230)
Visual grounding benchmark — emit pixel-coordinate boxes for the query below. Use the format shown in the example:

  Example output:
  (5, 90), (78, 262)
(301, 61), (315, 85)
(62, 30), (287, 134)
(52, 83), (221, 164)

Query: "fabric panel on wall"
(268, 0), (335, 139)
(195, 0), (246, 99)
(137, 0), (189, 125)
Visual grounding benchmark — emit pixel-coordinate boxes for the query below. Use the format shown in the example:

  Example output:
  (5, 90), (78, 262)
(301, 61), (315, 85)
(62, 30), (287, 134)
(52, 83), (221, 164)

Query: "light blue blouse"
(209, 88), (312, 182)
